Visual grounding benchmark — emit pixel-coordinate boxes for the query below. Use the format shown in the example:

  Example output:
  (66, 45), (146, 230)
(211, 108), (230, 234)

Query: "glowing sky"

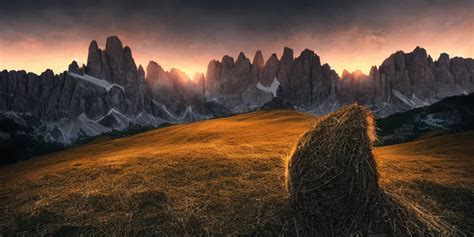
(1, 0), (473, 78)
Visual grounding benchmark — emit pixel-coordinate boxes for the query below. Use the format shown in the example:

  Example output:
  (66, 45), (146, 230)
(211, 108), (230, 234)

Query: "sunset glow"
(1, 1), (472, 77)
(2, 34), (472, 78)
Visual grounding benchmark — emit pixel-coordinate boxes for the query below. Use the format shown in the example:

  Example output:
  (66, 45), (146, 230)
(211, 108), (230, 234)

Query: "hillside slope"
(1, 110), (472, 235)
(377, 93), (474, 145)
(374, 132), (474, 232)
(0, 110), (314, 235)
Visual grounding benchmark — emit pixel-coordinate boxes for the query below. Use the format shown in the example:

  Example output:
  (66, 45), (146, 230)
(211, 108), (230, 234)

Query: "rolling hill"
(0, 110), (472, 235)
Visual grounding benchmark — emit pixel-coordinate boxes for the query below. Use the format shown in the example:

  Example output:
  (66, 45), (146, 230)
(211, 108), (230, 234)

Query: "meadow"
(0, 110), (472, 235)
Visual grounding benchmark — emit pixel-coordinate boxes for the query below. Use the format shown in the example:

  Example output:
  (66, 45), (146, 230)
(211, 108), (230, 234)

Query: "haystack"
(287, 104), (455, 236)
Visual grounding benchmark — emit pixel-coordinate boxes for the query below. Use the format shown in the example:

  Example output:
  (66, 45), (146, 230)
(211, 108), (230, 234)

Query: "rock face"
(205, 53), (272, 112)
(0, 36), (220, 145)
(145, 61), (206, 116)
(1, 36), (473, 147)
(205, 46), (474, 116)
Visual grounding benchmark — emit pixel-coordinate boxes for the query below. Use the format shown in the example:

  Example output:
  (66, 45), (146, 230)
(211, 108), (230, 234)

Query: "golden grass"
(0, 110), (472, 235)
(374, 132), (474, 233)
(0, 110), (315, 235)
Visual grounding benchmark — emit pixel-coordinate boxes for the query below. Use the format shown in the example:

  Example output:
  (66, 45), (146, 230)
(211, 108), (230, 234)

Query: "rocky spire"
(236, 52), (247, 64)
(280, 47), (294, 64)
(68, 61), (81, 74)
(137, 65), (145, 81)
(252, 50), (265, 70)
(437, 53), (450, 67)
(123, 46), (138, 81)
(86, 40), (102, 78)
(205, 60), (222, 96)
(146, 61), (165, 81)
(277, 47), (295, 97)
(341, 69), (351, 79)
(221, 55), (234, 79)
(169, 68), (191, 84)
(193, 72), (206, 96)
(261, 53), (280, 85)
(105, 36), (124, 70)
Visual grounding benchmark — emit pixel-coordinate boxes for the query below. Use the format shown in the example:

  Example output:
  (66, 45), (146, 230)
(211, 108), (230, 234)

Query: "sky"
(0, 0), (473, 78)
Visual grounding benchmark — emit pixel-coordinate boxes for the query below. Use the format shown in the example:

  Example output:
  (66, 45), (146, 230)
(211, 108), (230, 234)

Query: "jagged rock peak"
(41, 69), (55, 79)
(281, 47), (294, 62)
(169, 68), (191, 82)
(209, 59), (220, 65)
(236, 52), (248, 64)
(193, 72), (205, 82)
(300, 48), (316, 57)
(87, 40), (100, 58)
(295, 48), (321, 67)
(412, 46), (427, 55)
(260, 53), (281, 85)
(341, 69), (368, 80)
(89, 40), (99, 50)
(369, 66), (378, 77)
(105, 36), (123, 51)
(105, 36), (124, 68)
(253, 50), (265, 69)
(146, 60), (165, 81)
(86, 40), (102, 77)
(437, 53), (450, 67)
(386, 46), (430, 61)
(123, 46), (133, 56)
(321, 63), (331, 70)
(123, 46), (137, 70)
(137, 64), (145, 80)
(321, 63), (337, 76)
(68, 61), (80, 73)
(221, 55), (234, 66)
(408, 46), (431, 64)
(438, 52), (450, 61)
(352, 69), (367, 79)
(265, 53), (279, 66)
(341, 69), (351, 79)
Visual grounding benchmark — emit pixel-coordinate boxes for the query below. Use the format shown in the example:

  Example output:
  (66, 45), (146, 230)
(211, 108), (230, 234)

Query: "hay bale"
(287, 104), (378, 235)
(287, 104), (456, 236)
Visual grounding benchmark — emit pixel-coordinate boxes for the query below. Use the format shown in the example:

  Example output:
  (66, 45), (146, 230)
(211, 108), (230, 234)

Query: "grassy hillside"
(374, 132), (474, 232)
(0, 110), (472, 235)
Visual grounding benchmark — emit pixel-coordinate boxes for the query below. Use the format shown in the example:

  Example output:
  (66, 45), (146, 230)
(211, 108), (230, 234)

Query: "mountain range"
(1, 36), (473, 147)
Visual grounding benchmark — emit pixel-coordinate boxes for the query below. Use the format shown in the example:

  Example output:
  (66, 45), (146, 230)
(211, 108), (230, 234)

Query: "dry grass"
(374, 132), (474, 234)
(0, 109), (472, 235)
(0, 110), (314, 235)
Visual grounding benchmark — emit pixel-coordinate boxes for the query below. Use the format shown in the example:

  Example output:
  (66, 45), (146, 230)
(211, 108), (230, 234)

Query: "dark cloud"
(2, 0), (471, 40)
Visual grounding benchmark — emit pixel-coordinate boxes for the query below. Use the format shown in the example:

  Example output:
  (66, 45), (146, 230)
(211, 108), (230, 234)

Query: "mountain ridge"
(377, 93), (474, 145)
(1, 35), (473, 146)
